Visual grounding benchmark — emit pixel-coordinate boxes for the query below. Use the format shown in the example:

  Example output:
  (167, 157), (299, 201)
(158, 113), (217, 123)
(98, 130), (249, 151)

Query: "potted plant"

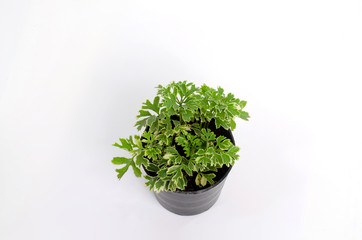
(112, 81), (249, 215)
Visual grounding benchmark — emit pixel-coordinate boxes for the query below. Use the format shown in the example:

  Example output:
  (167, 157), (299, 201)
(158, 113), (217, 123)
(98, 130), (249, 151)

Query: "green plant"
(112, 81), (249, 192)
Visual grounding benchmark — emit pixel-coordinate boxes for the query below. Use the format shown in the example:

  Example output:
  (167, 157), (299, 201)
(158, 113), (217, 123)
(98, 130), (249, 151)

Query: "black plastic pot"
(144, 119), (235, 215)
(154, 165), (232, 215)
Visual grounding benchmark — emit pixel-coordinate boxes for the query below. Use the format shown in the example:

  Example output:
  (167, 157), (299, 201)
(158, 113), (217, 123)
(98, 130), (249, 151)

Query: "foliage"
(112, 81), (249, 192)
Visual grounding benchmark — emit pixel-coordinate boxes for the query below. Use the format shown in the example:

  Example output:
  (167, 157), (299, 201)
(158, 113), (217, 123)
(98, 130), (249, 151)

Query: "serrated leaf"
(180, 82), (187, 97)
(164, 94), (178, 110)
(115, 165), (130, 179)
(113, 138), (133, 151)
(218, 139), (231, 150)
(230, 118), (236, 130)
(112, 157), (130, 165)
(174, 156), (182, 164)
(239, 100), (247, 109)
(172, 120), (180, 128)
(137, 110), (152, 118)
(195, 173), (202, 186)
(179, 125), (191, 132)
(215, 117), (228, 129)
(221, 152), (231, 165)
(176, 177), (186, 190)
(142, 96), (161, 114)
(131, 163), (142, 177)
(166, 147), (179, 155)
(206, 147), (214, 154)
(149, 117), (159, 132)
(229, 146), (240, 154)
(163, 153), (174, 160)
(145, 175), (156, 190)
(146, 115), (157, 126)
(216, 136), (226, 146)
(201, 173), (216, 185)
(146, 164), (159, 172)
(181, 164), (193, 176)
(167, 165), (181, 174)
(157, 168), (167, 178)
(215, 153), (223, 165)
(239, 111), (250, 121)
(196, 149), (205, 155)
(172, 169), (182, 181)
(120, 138), (132, 151)
(180, 109), (193, 122)
(134, 118), (147, 131)
(134, 135), (142, 148)
(135, 153), (147, 167)
(200, 175), (207, 186)
(155, 179), (164, 191)
(188, 161), (196, 171)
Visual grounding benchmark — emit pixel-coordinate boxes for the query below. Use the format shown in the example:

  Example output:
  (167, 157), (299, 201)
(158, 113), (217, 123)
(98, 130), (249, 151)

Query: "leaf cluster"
(112, 81), (249, 192)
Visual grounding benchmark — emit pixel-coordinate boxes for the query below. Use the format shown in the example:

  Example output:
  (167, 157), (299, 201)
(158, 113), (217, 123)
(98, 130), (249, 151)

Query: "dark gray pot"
(153, 165), (232, 215)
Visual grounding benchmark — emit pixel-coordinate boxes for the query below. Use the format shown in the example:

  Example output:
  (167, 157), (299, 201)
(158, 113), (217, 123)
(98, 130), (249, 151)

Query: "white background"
(1, 0), (361, 239)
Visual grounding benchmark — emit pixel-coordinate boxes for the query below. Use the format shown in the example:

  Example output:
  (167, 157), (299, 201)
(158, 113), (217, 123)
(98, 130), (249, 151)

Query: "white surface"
(1, 0), (361, 239)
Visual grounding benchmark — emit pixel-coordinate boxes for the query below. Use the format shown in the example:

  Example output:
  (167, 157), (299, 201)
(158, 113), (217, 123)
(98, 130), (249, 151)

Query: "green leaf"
(155, 179), (164, 191)
(180, 82), (187, 97)
(137, 110), (152, 118)
(221, 152), (231, 165)
(157, 168), (167, 178)
(196, 149), (205, 155)
(142, 96), (161, 114)
(164, 94), (178, 110)
(201, 173), (216, 185)
(135, 153), (147, 167)
(217, 86), (224, 96)
(230, 118), (236, 130)
(167, 165), (181, 174)
(218, 138), (231, 150)
(131, 163), (142, 177)
(176, 177), (186, 190)
(113, 138), (133, 151)
(112, 157), (131, 165)
(146, 163), (159, 172)
(134, 118), (147, 131)
(178, 125), (191, 132)
(172, 169), (182, 181)
(134, 135), (142, 148)
(166, 146), (179, 155)
(215, 153), (223, 165)
(216, 136), (226, 146)
(145, 175), (156, 190)
(174, 156), (182, 164)
(115, 165), (130, 179)
(239, 111), (250, 121)
(163, 153), (174, 160)
(215, 117), (228, 129)
(200, 175), (207, 186)
(180, 109), (193, 122)
(181, 164), (193, 176)
(146, 115), (157, 126)
(195, 173), (202, 186)
(240, 100), (247, 109)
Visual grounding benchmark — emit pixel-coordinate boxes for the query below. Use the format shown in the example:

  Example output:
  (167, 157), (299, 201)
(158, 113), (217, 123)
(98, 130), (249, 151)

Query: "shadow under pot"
(142, 120), (235, 216)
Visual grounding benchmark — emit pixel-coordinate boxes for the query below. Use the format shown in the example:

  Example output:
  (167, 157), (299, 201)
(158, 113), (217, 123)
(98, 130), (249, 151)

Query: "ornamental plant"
(112, 81), (249, 192)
